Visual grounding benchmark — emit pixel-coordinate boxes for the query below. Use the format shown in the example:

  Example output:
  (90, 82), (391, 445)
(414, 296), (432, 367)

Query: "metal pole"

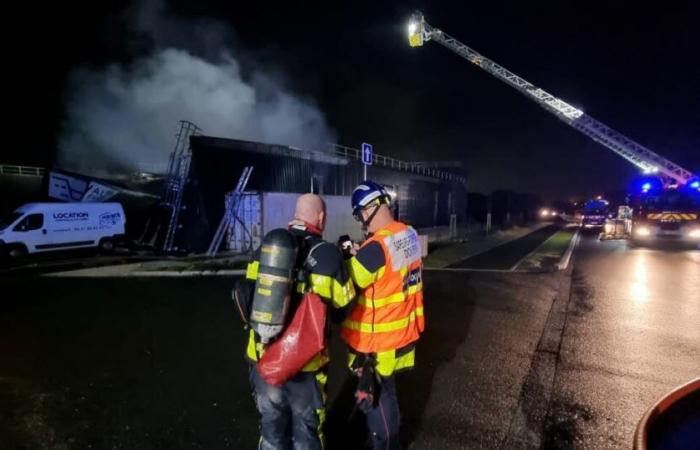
(363, 164), (367, 180)
(486, 194), (493, 233)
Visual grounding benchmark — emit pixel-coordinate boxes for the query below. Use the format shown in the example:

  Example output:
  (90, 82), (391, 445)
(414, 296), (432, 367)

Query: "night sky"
(5, 1), (699, 200)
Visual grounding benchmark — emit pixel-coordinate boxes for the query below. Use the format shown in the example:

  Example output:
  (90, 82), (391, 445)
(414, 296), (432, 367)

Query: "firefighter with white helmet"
(342, 180), (425, 449)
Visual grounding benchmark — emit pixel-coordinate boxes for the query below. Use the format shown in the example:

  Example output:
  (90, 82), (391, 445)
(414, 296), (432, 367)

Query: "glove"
(351, 354), (377, 413)
(337, 235), (355, 260)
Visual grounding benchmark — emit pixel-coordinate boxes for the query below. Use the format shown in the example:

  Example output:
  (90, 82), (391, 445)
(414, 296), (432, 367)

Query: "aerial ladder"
(407, 12), (695, 187)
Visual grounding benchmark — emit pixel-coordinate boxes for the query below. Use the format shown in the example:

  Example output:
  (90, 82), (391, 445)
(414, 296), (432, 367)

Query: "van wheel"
(99, 239), (115, 253)
(8, 245), (28, 259)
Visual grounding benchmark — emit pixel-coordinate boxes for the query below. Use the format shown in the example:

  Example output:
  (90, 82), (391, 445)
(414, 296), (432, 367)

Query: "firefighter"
(341, 180), (425, 450)
(242, 193), (356, 450)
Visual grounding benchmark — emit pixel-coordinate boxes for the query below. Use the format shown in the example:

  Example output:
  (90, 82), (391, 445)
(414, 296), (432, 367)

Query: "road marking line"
(556, 228), (581, 271)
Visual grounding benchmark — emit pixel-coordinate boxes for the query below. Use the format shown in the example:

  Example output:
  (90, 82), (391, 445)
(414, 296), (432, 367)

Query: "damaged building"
(166, 135), (468, 253)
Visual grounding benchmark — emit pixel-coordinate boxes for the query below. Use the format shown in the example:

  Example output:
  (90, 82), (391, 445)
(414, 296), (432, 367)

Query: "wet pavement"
(0, 249), (158, 276)
(395, 269), (567, 449)
(543, 233), (700, 449)
(1, 231), (698, 449)
(0, 268), (566, 449)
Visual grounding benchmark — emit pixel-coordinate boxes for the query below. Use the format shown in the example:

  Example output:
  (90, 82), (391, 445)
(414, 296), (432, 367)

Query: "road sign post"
(361, 142), (373, 179)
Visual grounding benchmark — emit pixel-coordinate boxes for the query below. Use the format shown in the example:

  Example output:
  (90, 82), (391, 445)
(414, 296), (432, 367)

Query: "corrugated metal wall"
(178, 136), (467, 252)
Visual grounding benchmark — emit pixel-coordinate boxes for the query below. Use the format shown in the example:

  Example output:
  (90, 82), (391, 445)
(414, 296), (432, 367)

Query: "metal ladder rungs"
(206, 166), (253, 257)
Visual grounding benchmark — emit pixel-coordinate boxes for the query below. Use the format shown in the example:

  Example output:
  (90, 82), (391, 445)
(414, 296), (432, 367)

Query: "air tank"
(250, 228), (298, 343)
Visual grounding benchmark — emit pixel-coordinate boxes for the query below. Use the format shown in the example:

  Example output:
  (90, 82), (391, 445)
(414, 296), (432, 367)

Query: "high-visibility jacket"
(245, 226), (356, 372)
(341, 221), (424, 376)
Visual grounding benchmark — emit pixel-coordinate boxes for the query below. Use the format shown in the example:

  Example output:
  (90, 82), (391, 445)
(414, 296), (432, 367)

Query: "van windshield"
(0, 212), (23, 230)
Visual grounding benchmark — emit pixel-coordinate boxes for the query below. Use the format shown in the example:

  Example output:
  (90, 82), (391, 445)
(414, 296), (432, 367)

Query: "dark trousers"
(365, 376), (401, 450)
(250, 366), (325, 450)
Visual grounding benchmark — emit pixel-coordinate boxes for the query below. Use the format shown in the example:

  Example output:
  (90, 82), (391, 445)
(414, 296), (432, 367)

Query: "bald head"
(295, 194), (327, 231)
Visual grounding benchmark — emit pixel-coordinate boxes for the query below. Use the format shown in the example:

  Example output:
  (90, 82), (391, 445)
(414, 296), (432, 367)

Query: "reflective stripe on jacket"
(341, 221), (425, 375)
(244, 229), (355, 372)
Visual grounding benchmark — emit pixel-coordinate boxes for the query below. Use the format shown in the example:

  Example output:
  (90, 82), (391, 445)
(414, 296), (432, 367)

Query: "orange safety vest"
(341, 221), (424, 353)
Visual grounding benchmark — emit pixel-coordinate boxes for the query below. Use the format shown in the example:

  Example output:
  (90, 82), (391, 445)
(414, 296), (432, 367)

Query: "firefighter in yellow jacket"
(241, 193), (356, 450)
(341, 181), (425, 450)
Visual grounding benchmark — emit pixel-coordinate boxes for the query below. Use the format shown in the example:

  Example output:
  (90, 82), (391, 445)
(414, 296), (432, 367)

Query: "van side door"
(12, 213), (47, 252)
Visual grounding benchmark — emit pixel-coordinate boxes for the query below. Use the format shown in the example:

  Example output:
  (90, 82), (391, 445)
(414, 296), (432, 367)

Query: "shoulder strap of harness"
(295, 235), (326, 286)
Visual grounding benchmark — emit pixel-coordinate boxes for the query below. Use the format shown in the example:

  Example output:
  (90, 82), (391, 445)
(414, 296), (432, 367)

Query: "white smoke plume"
(59, 2), (335, 174)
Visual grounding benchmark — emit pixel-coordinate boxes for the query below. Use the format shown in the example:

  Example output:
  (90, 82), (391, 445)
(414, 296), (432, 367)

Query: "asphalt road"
(0, 248), (157, 276)
(1, 230), (698, 449)
(543, 232), (700, 449)
(0, 268), (566, 449)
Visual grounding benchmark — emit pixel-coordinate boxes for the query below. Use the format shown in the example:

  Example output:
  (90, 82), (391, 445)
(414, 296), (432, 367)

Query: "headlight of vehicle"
(688, 228), (700, 239)
(635, 226), (651, 237)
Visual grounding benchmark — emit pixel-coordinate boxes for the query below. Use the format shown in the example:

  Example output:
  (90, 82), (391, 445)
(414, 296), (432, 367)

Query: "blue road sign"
(361, 143), (373, 165)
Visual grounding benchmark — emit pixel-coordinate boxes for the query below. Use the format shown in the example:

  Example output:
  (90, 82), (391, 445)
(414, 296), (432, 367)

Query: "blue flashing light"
(691, 181), (700, 189)
(632, 175), (663, 196)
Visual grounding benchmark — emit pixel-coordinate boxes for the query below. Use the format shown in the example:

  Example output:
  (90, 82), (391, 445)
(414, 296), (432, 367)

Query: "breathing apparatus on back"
(248, 223), (325, 344)
(249, 228), (300, 343)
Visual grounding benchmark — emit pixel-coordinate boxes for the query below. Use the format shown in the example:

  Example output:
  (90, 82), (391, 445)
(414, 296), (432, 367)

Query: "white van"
(0, 203), (126, 258)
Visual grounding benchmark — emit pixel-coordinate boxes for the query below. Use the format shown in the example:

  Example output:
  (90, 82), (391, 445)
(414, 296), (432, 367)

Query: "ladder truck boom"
(407, 13), (694, 186)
